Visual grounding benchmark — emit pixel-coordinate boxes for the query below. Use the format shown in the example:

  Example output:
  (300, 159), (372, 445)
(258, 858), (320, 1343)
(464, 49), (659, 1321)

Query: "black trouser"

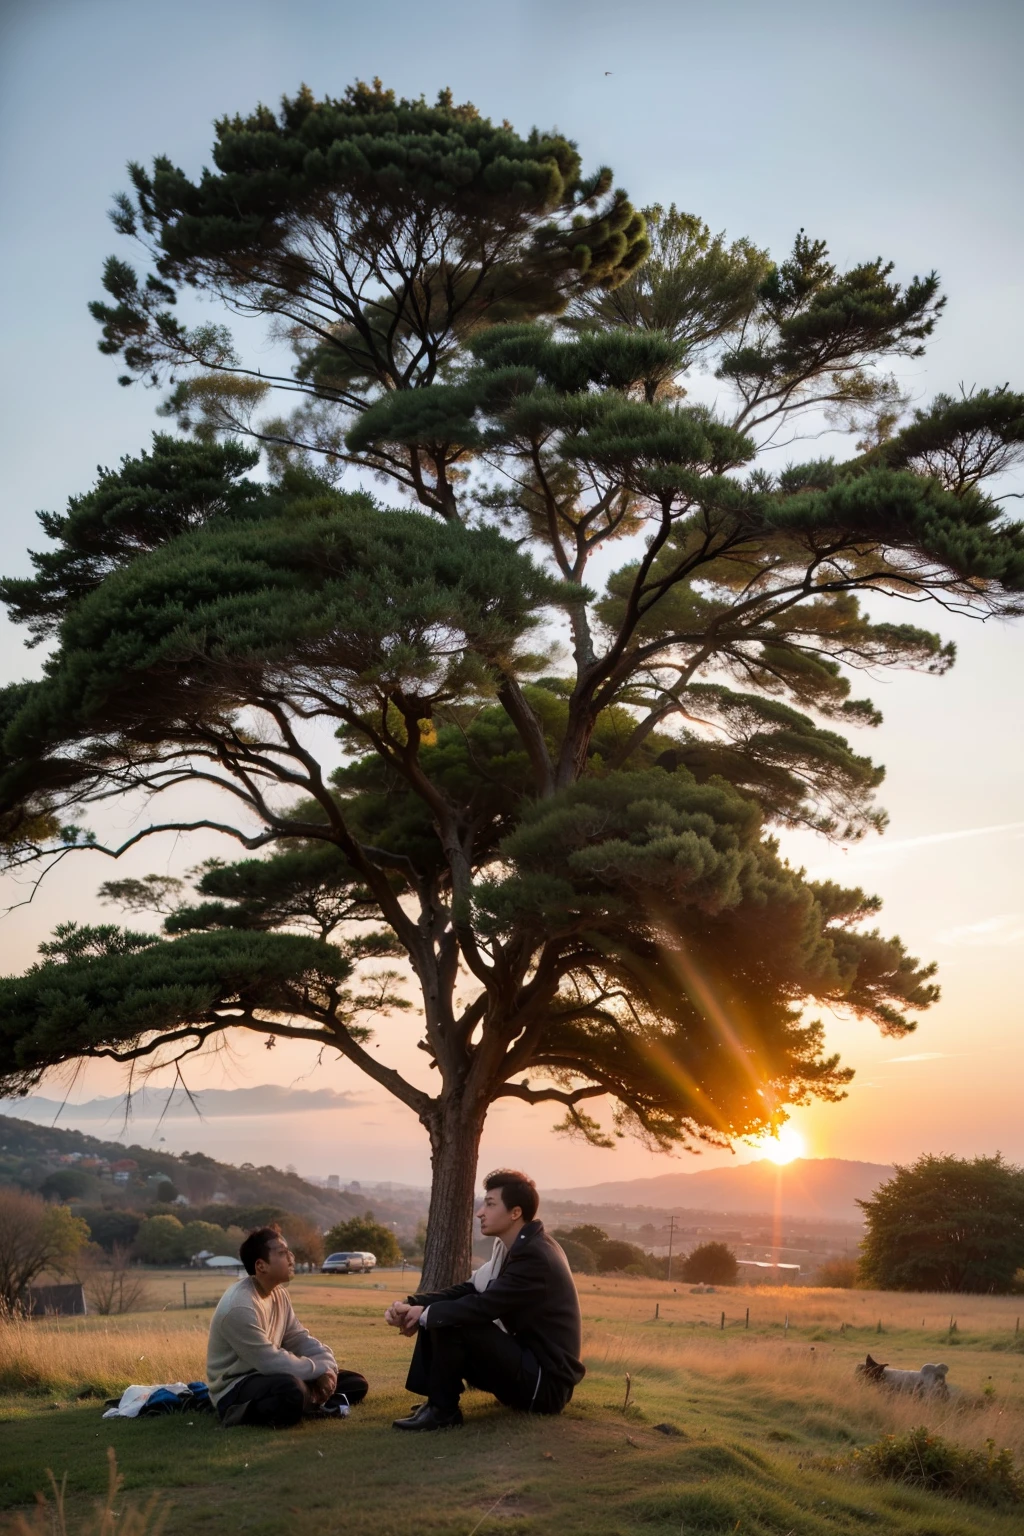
(217, 1369), (369, 1428)
(406, 1324), (567, 1415)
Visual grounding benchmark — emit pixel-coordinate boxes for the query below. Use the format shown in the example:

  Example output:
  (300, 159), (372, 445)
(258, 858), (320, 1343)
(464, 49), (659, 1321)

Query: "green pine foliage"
(0, 79), (1022, 1285)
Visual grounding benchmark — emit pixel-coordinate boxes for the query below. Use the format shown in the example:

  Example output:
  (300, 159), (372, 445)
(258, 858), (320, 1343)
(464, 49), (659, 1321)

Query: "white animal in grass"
(855, 1354), (950, 1397)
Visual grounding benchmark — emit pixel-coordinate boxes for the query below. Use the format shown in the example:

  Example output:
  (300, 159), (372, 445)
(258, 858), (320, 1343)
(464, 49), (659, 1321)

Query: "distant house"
(28, 1282), (87, 1317)
(111, 1158), (139, 1187)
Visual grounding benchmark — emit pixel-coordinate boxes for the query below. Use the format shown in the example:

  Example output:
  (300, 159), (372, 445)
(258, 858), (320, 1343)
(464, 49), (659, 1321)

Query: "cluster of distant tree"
(551, 1223), (740, 1285)
(0, 1185), (415, 1315)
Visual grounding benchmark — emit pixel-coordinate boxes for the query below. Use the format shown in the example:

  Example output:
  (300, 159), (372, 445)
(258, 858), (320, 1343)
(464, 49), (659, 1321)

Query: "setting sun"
(759, 1123), (807, 1165)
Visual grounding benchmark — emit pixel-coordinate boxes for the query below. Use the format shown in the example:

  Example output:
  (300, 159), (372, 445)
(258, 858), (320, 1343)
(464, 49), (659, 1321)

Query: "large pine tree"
(1, 82), (1022, 1285)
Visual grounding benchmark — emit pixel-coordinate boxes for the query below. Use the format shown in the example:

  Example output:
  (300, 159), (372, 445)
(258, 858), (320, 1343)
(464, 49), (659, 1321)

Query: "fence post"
(784, 1313), (789, 1337)
(182, 1282), (188, 1311)
(720, 1311), (725, 1331)
(655, 1302), (660, 1320)
(745, 1307), (749, 1330)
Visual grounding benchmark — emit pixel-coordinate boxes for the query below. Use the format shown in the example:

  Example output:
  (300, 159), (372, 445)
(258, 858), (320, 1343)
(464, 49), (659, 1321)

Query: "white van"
(321, 1251), (377, 1274)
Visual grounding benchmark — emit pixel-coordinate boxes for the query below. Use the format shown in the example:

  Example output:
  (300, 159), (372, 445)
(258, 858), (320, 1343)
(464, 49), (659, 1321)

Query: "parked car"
(321, 1251), (377, 1274)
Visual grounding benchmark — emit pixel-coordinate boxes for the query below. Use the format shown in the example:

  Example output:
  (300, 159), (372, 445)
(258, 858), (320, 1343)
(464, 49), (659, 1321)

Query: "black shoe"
(392, 1402), (463, 1431)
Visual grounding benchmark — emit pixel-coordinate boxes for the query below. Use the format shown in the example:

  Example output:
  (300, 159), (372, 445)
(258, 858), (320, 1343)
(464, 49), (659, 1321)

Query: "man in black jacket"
(385, 1168), (584, 1431)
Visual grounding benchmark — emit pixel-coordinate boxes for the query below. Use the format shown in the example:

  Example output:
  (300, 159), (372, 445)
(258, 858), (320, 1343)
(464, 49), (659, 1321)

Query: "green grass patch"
(3, 1277), (1024, 1535)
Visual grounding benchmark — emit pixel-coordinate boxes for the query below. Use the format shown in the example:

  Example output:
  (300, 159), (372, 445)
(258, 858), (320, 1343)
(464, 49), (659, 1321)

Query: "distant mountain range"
(544, 1158), (893, 1221)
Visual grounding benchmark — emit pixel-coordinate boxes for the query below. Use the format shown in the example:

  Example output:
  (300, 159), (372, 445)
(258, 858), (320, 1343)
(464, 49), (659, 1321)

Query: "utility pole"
(666, 1215), (677, 1282)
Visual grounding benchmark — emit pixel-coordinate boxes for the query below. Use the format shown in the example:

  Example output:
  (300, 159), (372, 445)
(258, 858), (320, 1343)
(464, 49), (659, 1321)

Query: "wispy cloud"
(0, 1085), (360, 1122)
(883, 1052), (949, 1064)
(806, 821), (1024, 878)
(935, 913), (1024, 948)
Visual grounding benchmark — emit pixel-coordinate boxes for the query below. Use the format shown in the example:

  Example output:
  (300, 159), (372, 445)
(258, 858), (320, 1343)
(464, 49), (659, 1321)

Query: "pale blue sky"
(0, 0), (1021, 1183)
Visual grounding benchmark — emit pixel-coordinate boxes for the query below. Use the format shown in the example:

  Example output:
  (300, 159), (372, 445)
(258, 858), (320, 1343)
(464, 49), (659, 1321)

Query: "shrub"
(325, 1211), (401, 1265)
(560, 1224), (608, 1252)
(38, 1168), (93, 1202)
(557, 1238), (597, 1274)
(179, 1220), (230, 1258)
(133, 1214), (186, 1264)
(78, 1208), (141, 1253)
(680, 1241), (739, 1285)
(596, 1239), (647, 1273)
(856, 1427), (1024, 1506)
(816, 1257), (859, 1288)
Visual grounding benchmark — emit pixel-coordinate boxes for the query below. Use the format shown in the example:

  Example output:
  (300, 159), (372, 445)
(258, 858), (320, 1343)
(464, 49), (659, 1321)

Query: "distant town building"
(736, 1260), (801, 1283)
(326, 1174), (340, 1189)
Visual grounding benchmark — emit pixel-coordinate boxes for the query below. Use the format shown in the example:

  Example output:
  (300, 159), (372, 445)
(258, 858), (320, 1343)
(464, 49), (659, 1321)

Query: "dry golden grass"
(578, 1277), (1024, 1458)
(577, 1275), (1024, 1335)
(3, 1271), (1022, 1452)
(0, 1313), (210, 1395)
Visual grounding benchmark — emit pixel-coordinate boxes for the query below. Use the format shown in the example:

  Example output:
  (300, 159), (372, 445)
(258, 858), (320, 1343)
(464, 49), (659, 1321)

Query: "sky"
(0, 0), (1021, 1187)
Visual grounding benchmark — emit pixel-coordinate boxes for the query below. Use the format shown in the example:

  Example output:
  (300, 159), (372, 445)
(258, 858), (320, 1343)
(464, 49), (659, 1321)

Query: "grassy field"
(2, 1271), (1023, 1535)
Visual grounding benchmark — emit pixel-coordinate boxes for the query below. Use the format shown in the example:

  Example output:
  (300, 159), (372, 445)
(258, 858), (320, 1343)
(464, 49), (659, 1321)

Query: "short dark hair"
(239, 1224), (284, 1275)
(484, 1169), (539, 1222)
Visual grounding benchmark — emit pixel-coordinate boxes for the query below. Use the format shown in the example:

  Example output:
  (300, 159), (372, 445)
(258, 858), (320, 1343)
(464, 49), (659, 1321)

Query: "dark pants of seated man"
(406, 1324), (568, 1415)
(217, 1369), (369, 1428)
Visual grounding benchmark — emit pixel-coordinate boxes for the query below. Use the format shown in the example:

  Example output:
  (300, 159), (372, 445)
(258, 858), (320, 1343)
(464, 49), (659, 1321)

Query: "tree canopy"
(325, 1212), (402, 1267)
(680, 1241), (739, 1286)
(0, 80), (1022, 1285)
(0, 1188), (89, 1311)
(858, 1155), (1024, 1293)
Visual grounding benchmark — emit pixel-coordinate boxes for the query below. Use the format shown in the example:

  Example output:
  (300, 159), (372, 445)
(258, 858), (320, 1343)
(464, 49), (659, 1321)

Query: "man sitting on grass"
(208, 1224), (368, 1427)
(385, 1169), (584, 1431)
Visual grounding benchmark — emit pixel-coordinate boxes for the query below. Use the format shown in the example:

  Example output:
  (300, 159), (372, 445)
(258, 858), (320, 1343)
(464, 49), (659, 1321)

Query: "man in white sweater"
(208, 1225), (368, 1427)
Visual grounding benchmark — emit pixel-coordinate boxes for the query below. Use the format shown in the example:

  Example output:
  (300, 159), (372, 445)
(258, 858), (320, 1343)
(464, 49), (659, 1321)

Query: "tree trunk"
(419, 1097), (486, 1291)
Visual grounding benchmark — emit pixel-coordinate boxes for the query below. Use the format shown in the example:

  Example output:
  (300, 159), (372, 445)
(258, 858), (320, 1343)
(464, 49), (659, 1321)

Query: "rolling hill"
(543, 1158), (893, 1221)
